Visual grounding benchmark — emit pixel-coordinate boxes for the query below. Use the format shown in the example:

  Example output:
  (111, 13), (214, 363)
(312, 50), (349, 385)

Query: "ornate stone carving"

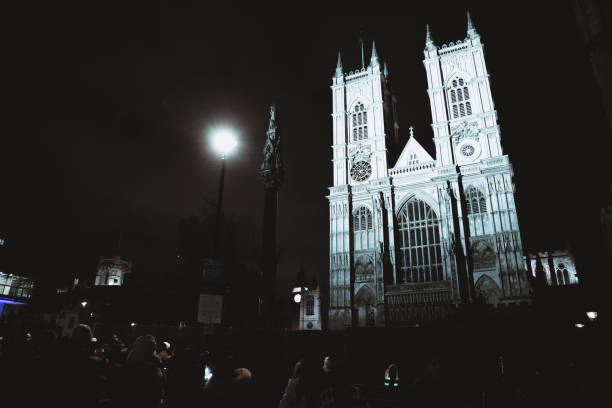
(451, 120), (480, 145)
(349, 144), (372, 164)
(355, 255), (374, 282)
(472, 240), (497, 270)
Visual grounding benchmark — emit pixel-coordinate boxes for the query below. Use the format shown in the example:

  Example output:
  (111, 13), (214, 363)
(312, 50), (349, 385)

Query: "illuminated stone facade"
(94, 255), (132, 286)
(327, 14), (530, 329)
(525, 250), (579, 286)
(299, 286), (322, 330)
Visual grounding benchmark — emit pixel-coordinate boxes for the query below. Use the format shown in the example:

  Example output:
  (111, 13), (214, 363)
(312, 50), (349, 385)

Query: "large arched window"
(352, 102), (368, 141)
(465, 187), (487, 215)
(448, 78), (472, 119)
(353, 206), (373, 251)
(397, 199), (443, 283)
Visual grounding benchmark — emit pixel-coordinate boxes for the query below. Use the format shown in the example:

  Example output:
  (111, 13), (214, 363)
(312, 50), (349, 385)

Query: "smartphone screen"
(203, 365), (212, 381)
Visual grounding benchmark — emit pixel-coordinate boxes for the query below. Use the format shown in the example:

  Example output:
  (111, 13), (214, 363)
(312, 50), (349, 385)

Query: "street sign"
(197, 294), (223, 324)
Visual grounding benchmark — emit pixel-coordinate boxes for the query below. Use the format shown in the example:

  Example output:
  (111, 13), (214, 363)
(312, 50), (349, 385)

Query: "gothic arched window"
(556, 263), (570, 285)
(448, 78), (472, 119)
(352, 103), (368, 141)
(353, 206), (373, 231)
(397, 199), (443, 283)
(353, 206), (373, 251)
(465, 187), (487, 215)
(306, 295), (314, 315)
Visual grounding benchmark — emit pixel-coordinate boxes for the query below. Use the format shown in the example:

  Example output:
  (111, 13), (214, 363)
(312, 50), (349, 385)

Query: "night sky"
(2, 2), (610, 299)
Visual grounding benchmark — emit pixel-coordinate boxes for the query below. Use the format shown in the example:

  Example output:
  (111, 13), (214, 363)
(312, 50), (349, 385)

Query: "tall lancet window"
(449, 78), (472, 119)
(352, 103), (368, 141)
(465, 187), (487, 215)
(353, 206), (373, 250)
(397, 199), (443, 283)
(556, 263), (570, 285)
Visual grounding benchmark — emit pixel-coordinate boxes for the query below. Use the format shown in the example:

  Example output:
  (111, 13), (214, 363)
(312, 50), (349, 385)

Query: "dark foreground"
(0, 306), (607, 407)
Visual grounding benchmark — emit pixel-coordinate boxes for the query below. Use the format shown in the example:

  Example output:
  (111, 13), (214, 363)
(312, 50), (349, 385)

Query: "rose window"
(350, 161), (372, 182)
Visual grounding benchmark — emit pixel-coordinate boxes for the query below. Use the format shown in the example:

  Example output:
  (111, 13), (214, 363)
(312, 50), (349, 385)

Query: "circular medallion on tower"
(350, 160), (372, 182)
(460, 143), (475, 157)
(457, 140), (481, 163)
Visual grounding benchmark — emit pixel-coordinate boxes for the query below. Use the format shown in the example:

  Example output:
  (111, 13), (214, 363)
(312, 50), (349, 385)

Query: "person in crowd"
(203, 351), (254, 407)
(61, 324), (111, 408)
(318, 354), (370, 408)
(16, 329), (62, 407)
(156, 340), (173, 363)
(279, 359), (306, 408)
(166, 344), (202, 407)
(108, 333), (127, 365)
(123, 334), (167, 408)
(411, 354), (452, 408)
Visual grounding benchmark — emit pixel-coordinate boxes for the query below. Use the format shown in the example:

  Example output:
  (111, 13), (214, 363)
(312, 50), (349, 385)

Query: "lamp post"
(210, 128), (238, 259)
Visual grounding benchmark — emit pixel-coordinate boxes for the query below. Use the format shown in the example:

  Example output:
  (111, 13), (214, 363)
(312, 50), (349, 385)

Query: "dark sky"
(2, 2), (610, 296)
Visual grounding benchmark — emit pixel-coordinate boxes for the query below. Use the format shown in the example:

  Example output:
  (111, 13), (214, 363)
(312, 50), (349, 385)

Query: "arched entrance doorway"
(355, 285), (376, 327)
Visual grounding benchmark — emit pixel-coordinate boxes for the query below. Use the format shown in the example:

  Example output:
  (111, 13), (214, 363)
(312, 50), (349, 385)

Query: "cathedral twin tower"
(327, 13), (530, 329)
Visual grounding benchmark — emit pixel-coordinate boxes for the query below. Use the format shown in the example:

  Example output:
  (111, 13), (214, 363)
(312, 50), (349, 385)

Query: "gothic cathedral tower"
(328, 42), (399, 329)
(328, 14), (530, 330)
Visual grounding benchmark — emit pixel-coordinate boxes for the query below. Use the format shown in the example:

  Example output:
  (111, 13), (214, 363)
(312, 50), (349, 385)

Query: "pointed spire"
(335, 51), (343, 78)
(370, 40), (379, 67)
(383, 61), (389, 78)
(535, 253), (547, 288)
(467, 11), (479, 39)
(360, 34), (365, 69)
(425, 24), (436, 52)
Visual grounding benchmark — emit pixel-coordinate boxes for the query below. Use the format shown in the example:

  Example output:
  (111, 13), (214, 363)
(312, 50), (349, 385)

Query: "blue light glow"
(0, 297), (28, 306)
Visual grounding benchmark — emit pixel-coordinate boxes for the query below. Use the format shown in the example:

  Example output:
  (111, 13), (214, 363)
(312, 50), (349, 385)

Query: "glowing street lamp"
(574, 323), (585, 328)
(586, 311), (598, 322)
(80, 301), (88, 308)
(211, 128), (238, 158)
(292, 285), (308, 304)
(209, 126), (239, 259)
(292, 287), (302, 304)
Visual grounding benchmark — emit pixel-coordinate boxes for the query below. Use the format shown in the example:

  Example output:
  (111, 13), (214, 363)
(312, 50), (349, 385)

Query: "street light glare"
(211, 128), (238, 156)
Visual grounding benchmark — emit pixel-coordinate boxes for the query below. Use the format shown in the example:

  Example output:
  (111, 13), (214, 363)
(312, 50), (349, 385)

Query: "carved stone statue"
(261, 105), (281, 170)
(260, 104), (284, 189)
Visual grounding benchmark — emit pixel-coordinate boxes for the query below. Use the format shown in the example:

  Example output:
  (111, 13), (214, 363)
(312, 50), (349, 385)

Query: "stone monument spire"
(259, 105), (284, 326)
(260, 105), (284, 188)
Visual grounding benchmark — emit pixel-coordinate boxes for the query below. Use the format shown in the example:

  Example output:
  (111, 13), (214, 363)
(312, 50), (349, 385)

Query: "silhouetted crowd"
(0, 324), (602, 407)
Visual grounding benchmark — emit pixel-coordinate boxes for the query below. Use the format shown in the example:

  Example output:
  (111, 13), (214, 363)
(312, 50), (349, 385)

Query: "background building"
(94, 255), (132, 286)
(299, 285), (322, 330)
(525, 250), (579, 287)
